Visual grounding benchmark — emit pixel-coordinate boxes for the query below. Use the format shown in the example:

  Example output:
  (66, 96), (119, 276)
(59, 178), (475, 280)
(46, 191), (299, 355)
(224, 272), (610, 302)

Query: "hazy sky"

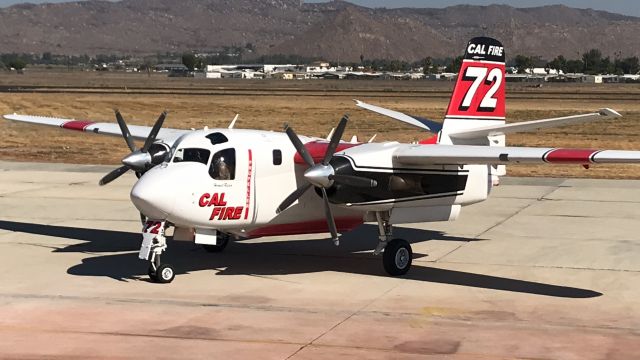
(0, 0), (638, 17)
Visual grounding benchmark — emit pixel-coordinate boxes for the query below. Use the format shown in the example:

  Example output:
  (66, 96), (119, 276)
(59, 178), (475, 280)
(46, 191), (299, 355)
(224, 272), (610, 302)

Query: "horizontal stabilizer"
(447, 108), (621, 139)
(354, 100), (443, 133)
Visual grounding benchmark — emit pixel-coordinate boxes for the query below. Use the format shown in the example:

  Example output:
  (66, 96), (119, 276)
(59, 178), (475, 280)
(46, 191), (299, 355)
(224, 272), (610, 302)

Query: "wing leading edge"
(394, 145), (640, 166)
(3, 114), (188, 143)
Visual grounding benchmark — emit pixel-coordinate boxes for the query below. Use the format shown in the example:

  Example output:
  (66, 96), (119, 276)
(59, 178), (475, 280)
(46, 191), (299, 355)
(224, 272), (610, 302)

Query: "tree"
(8, 59), (26, 71)
(618, 56), (639, 74)
(445, 56), (463, 73)
(422, 56), (433, 74)
(181, 53), (197, 71)
(547, 55), (567, 73)
(565, 59), (583, 74)
(582, 49), (603, 74)
(514, 54), (534, 74)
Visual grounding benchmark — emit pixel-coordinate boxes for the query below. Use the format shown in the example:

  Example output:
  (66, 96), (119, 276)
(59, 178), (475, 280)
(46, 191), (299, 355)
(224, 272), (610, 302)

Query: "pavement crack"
(285, 283), (401, 359)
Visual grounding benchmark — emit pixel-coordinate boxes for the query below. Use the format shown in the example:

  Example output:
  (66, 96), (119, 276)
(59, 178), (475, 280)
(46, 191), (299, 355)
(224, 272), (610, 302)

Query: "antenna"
(228, 114), (239, 129)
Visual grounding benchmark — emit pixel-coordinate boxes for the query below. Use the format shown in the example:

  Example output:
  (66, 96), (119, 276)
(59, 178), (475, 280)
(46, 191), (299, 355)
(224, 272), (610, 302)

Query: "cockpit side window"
(173, 148), (211, 165)
(206, 133), (229, 145)
(209, 148), (236, 180)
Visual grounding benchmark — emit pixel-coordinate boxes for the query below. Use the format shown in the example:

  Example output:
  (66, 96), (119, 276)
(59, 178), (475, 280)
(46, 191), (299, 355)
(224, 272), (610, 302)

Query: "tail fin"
(441, 37), (507, 182)
(441, 37), (506, 144)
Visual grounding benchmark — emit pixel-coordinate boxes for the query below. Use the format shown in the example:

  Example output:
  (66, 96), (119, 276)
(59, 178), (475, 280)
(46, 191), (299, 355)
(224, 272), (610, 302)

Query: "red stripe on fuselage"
(248, 217), (363, 238)
(61, 120), (94, 131)
(543, 149), (600, 164)
(294, 141), (360, 165)
(245, 149), (253, 220)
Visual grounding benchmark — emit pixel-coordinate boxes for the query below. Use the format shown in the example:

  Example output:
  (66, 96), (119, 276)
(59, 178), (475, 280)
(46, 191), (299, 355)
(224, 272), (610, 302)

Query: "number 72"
(459, 66), (503, 112)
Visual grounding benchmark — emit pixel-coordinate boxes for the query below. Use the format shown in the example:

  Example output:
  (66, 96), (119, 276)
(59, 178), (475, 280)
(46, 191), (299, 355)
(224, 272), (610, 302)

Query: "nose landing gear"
(140, 220), (175, 283)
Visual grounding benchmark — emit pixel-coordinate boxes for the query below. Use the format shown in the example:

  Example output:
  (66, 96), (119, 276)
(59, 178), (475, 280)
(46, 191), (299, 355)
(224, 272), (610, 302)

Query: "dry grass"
(1, 70), (640, 178)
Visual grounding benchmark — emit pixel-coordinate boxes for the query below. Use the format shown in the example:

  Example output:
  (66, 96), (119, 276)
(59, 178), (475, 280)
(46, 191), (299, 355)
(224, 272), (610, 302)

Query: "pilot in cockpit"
(214, 156), (232, 180)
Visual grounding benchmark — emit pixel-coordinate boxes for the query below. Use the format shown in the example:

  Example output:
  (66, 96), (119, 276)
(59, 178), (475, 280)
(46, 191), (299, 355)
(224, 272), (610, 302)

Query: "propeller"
(99, 110), (168, 186)
(277, 115), (377, 241)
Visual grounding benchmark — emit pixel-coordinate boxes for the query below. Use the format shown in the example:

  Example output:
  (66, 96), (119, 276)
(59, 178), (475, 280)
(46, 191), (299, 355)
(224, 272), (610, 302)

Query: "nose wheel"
(148, 256), (175, 283)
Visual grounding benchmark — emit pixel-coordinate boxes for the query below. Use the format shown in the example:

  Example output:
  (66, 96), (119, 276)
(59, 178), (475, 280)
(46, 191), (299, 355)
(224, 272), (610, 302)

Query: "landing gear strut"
(140, 220), (175, 283)
(374, 211), (412, 276)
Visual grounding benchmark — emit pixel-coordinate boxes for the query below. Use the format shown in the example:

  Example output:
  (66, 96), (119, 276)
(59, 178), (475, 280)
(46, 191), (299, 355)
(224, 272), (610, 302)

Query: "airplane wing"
(394, 145), (640, 165)
(354, 100), (443, 133)
(447, 109), (621, 140)
(3, 114), (189, 143)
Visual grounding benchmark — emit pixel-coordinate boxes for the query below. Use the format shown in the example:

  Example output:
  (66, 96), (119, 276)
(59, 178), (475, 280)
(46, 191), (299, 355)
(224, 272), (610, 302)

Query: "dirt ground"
(1, 70), (639, 178)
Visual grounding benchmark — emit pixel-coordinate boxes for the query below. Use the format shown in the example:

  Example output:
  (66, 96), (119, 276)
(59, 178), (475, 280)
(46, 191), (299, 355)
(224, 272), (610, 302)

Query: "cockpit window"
(206, 132), (229, 145)
(209, 148), (236, 180)
(173, 148), (211, 165)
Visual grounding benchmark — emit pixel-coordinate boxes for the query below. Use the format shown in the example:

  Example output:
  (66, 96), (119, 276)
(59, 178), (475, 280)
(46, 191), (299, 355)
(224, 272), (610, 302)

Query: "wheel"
(383, 239), (412, 276)
(202, 233), (230, 253)
(155, 264), (175, 283)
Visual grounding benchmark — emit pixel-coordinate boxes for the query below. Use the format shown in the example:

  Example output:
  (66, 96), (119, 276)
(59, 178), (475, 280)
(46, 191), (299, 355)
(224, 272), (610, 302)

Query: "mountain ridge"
(0, 0), (639, 61)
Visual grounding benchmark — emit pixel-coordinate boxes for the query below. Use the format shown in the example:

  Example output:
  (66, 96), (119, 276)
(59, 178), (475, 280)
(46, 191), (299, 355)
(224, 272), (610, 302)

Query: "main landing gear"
(374, 211), (413, 276)
(139, 220), (175, 283)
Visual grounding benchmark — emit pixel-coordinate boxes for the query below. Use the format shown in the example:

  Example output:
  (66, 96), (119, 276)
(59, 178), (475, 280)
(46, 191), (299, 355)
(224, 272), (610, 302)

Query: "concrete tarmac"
(0, 161), (639, 359)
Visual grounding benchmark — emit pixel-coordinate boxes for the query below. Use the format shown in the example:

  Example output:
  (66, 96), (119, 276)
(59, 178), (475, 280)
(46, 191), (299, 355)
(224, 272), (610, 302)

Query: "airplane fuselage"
(130, 128), (492, 239)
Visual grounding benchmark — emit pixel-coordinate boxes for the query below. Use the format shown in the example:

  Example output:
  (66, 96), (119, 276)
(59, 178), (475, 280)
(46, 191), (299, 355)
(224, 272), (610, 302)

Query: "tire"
(383, 239), (412, 276)
(155, 264), (175, 283)
(202, 234), (230, 253)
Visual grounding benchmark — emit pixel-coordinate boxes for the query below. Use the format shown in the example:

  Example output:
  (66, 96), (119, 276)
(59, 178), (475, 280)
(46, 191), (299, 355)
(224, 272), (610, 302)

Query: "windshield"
(172, 148), (211, 165)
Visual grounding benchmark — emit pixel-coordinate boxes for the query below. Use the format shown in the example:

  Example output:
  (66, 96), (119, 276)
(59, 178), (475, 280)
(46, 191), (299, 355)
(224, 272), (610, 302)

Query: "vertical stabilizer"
(441, 37), (506, 145)
(441, 37), (507, 181)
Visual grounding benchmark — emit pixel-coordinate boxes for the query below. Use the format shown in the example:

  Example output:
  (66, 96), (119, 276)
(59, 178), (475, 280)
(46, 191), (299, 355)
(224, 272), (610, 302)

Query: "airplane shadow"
(0, 220), (602, 298)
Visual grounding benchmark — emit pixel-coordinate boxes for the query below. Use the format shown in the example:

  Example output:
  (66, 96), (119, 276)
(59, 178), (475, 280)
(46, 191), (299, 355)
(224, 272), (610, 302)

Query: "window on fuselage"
(206, 132), (229, 145)
(273, 149), (282, 165)
(209, 148), (236, 180)
(172, 148), (211, 165)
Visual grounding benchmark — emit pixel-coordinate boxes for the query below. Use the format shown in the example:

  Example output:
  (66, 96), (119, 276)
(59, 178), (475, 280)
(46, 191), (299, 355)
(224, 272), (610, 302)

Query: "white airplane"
(4, 37), (640, 283)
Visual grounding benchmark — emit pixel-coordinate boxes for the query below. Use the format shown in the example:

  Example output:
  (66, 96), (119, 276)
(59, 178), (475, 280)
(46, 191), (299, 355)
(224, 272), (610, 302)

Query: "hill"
(1, 0), (639, 61)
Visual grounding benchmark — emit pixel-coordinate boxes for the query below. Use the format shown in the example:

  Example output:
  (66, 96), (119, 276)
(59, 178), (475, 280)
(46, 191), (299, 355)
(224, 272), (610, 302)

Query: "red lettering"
(210, 207), (222, 220)
(210, 193), (219, 206)
(218, 193), (227, 206)
(223, 207), (234, 220)
(199, 193), (210, 207)
(233, 207), (243, 220)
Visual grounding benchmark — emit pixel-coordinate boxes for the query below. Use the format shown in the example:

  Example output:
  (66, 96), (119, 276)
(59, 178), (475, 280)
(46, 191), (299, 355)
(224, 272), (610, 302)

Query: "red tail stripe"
(543, 149), (601, 164)
(61, 120), (94, 131)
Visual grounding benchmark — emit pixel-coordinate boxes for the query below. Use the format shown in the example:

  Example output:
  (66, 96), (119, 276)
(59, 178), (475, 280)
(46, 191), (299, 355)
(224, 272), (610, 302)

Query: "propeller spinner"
(276, 115), (377, 241)
(99, 110), (169, 186)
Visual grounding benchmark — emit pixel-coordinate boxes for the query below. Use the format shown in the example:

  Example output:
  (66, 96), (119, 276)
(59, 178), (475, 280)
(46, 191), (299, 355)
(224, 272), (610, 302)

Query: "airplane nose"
(130, 169), (176, 220)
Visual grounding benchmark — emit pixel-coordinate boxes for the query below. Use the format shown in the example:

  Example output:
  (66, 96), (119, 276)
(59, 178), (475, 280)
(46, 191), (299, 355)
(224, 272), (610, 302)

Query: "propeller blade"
(322, 115), (348, 166)
(276, 183), (312, 213)
(115, 110), (137, 152)
(285, 125), (315, 167)
(142, 111), (167, 152)
(321, 187), (338, 240)
(99, 165), (130, 186)
(329, 174), (377, 188)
